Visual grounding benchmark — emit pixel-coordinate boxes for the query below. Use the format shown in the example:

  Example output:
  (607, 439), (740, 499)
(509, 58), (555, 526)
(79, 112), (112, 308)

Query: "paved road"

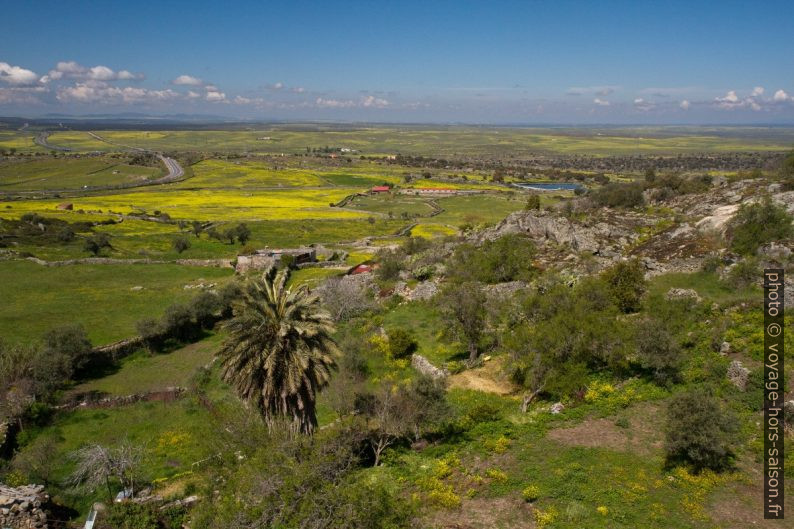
(85, 131), (184, 182)
(34, 131), (72, 151)
(158, 154), (184, 180)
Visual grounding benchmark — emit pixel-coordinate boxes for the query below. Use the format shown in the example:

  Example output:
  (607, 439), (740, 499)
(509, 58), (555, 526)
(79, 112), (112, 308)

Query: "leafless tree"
(316, 276), (374, 322)
(69, 441), (144, 501)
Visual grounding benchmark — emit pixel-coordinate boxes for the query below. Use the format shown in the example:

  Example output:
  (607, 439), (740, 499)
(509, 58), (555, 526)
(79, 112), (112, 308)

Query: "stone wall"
(0, 484), (48, 528)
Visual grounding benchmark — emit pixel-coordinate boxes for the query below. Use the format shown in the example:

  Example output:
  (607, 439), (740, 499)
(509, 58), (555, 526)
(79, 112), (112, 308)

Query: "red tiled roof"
(371, 186), (391, 192)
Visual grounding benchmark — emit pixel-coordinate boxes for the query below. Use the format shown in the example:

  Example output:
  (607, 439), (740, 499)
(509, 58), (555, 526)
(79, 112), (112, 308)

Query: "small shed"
(56, 202), (74, 210)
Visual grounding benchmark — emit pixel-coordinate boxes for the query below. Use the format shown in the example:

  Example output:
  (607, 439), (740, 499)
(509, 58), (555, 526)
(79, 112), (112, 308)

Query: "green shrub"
(172, 235), (191, 254)
(386, 328), (418, 359)
(728, 199), (793, 255)
(724, 258), (759, 289)
(375, 249), (403, 281)
(449, 234), (536, 284)
(664, 387), (739, 472)
(634, 317), (682, 384)
(591, 182), (644, 208)
(602, 258), (647, 313)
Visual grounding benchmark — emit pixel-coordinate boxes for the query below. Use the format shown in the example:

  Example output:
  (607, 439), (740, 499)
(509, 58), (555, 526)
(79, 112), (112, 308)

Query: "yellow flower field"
(4, 187), (367, 221)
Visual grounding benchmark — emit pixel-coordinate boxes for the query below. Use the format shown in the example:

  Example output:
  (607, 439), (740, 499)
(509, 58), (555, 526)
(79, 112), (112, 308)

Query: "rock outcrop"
(0, 484), (48, 528)
(411, 354), (448, 380)
(727, 360), (750, 391)
(480, 210), (635, 254)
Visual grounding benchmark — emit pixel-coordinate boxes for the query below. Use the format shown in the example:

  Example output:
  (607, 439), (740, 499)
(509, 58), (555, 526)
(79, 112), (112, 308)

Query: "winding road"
(34, 131), (72, 152)
(84, 131), (184, 183)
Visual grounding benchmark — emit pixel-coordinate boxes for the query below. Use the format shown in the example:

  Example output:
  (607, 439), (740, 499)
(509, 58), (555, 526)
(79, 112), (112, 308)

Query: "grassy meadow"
(0, 260), (232, 344)
(28, 126), (794, 156)
(0, 156), (162, 191)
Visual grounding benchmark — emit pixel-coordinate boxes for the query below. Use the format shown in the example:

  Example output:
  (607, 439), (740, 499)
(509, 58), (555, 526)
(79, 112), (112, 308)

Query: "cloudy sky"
(1, 0), (793, 123)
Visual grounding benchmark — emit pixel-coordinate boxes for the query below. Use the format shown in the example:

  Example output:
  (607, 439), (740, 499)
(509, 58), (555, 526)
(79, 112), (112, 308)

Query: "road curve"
(34, 131), (72, 152)
(85, 131), (184, 182)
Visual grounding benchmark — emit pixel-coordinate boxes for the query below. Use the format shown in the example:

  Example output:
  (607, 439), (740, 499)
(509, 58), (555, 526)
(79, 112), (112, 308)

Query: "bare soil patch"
(545, 402), (665, 456)
(708, 457), (793, 528)
(423, 495), (535, 529)
(448, 357), (517, 395)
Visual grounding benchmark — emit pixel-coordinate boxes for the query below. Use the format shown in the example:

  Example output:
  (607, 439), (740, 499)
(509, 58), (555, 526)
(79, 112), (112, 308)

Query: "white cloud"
(232, 95), (266, 106)
(0, 85), (48, 104)
(172, 74), (203, 86)
(87, 65), (116, 81)
(773, 89), (790, 102)
(0, 62), (39, 85)
(52, 61), (85, 78)
(56, 81), (179, 104)
(593, 98), (610, 106)
(290, 86), (306, 93)
(205, 90), (226, 102)
(186, 90), (201, 99)
(714, 90), (761, 110)
(315, 97), (356, 108)
(40, 61), (143, 83)
(633, 98), (655, 111)
(361, 95), (389, 108)
(679, 100), (690, 110)
(117, 70), (140, 80)
(751, 86), (765, 96)
(315, 95), (390, 109)
(716, 90), (739, 104)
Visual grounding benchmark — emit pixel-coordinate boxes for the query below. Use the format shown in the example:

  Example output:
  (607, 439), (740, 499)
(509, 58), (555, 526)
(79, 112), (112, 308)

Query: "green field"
(6, 126), (790, 156)
(0, 260), (233, 344)
(0, 156), (162, 191)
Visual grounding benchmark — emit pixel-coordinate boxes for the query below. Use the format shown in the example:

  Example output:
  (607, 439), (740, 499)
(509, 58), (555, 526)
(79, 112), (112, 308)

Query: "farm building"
(371, 185), (391, 193)
(56, 202), (74, 210)
(235, 247), (317, 273)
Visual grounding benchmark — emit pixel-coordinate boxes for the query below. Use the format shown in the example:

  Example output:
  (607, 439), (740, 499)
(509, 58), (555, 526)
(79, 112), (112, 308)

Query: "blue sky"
(1, 0), (793, 123)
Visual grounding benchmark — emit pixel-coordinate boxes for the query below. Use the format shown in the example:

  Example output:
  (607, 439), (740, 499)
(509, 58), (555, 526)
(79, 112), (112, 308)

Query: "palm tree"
(218, 270), (338, 435)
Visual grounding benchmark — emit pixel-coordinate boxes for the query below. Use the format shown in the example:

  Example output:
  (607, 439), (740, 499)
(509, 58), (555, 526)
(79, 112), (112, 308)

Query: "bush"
(634, 317), (682, 384)
(172, 235), (191, 254)
(507, 277), (630, 401)
(449, 234), (536, 284)
(83, 232), (112, 255)
(728, 199), (793, 255)
(162, 303), (198, 342)
(42, 323), (93, 374)
(218, 281), (242, 318)
(664, 387), (738, 472)
(591, 182), (644, 208)
(525, 194), (541, 210)
(601, 258), (647, 313)
(234, 223), (251, 244)
(137, 317), (166, 352)
(375, 249), (403, 281)
(192, 291), (220, 329)
(724, 258), (759, 289)
(387, 328), (418, 359)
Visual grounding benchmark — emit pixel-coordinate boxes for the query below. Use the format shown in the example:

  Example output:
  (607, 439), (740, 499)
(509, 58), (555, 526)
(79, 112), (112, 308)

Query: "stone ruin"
(0, 484), (48, 528)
